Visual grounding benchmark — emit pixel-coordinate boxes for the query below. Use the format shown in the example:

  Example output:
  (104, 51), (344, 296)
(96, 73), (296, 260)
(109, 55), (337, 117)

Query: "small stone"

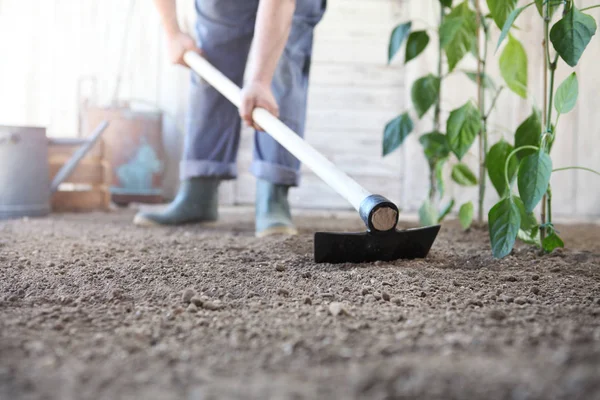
(530, 287), (540, 295)
(190, 296), (204, 307)
(301, 272), (311, 278)
(182, 288), (196, 304)
(303, 297), (312, 305)
(531, 274), (540, 281)
(277, 288), (290, 297)
(173, 307), (185, 315)
(595, 298), (600, 306)
(187, 303), (198, 313)
(321, 293), (334, 299)
(452, 280), (460, 287)
(515, 297), (527, 305)
(275, 263), (287, 272)
(489, 309), (507, 321)
(393, 298), (402, 306)
(328, 302), (350, 317)
(53, 323), (64, 331)
(503, 276), (518, 282)
(397, 314), (405, 322)
(342, 286), (351, 293)
(382, 281), (393, 287)
(382, 292), (390, 302)
(419, 291), (427, 298)
(502, 296), (514, 303)
(203, 301), (223, 311)
(361, 287), (372, 296)
(468, 299), (483, 307)
(373, 292), (382, 301)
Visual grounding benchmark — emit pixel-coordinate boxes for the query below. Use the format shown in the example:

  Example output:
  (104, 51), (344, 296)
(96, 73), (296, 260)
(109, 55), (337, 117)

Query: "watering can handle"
(50, 120), (110, 193)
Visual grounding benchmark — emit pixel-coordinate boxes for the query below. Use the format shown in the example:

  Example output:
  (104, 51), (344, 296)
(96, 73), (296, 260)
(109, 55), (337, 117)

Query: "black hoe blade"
(314, 225), (441, 264)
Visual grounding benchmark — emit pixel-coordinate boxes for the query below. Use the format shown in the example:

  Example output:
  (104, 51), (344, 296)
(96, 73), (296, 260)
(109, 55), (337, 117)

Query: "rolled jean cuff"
(180, 160), (237, 180)
(250, 160), (300, 187)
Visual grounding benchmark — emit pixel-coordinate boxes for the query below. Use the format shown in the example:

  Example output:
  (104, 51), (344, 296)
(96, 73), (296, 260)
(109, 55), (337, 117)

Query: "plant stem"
(476, 0), (488, 225)
(553, 166), (600, 176)
(504, 146), (540, 190)
(540, 1), (552, 248)
(431, 5), (445, 203)
(580, 4), (600, 12)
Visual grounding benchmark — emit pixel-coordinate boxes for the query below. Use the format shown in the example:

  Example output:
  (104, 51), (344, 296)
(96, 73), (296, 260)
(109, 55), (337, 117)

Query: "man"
(135, 0), (326, 237)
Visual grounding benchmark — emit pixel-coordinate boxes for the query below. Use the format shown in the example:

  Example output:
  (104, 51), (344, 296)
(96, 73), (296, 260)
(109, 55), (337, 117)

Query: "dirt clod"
(303, 297), (312, 305)
(382, 292), (390, 302)
(515, 297), (528, 305)
(182, 288), (196, 304)
(328, 302), (350, 317)
(190, 296), (204, 307)
(202, 301), (223, 311)
(275, 263), (286, 272)
(489, 309), (507, 321)
(187, 303), (198, 313)
(531, 287), (540, 295)
(277, 288), (290, 297)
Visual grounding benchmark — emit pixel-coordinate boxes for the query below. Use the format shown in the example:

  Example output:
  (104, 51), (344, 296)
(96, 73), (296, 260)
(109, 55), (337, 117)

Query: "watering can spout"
(50, 120), (110, 192)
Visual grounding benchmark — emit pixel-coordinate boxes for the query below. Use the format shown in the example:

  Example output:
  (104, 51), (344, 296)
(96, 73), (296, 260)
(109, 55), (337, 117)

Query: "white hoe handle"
(183, 52), (398, 231)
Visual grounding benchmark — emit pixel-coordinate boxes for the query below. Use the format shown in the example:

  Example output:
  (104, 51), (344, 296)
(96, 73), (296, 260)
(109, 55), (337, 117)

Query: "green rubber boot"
(255, 179), (298, 237)
(133, 178), (219, 226)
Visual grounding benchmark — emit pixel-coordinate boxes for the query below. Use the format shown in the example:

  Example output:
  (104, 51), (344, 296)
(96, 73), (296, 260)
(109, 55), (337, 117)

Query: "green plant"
(488, 0), (600, 258)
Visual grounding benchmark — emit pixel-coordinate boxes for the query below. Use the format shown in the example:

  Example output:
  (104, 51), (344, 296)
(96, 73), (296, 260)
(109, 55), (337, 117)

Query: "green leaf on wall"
(464, 71), (497, 91)
(383, 113), (414, 156)
(500, 35), (528, 98)
(459, 201), (474, 230)
(405, 31), (430, 63)
(388, 22), (411, 63)
(550, 6), (597, 67)
(439, 199), (456, 222)
(554, 72), (579, 114)
(411, 74), (441, 117)
(441, 1), (477, 71)
(451, 163), (478, 186)
(486, 0), (518, 30)
(419, 132), (450, 162)
(440, 0), (453, 8)
(446, 102), (482, 160)
(496, 3), (533, 50)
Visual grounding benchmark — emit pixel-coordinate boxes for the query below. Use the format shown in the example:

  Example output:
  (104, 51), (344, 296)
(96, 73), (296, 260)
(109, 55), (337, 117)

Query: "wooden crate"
(49, 139), (111, 212)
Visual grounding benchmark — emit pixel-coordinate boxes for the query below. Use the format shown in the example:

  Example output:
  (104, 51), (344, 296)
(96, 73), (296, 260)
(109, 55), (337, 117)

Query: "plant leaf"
(487, 140), (518, 197)
(543, 232), (564, 253)
(554, 72), (579, 114)
(405, 31), (430, 63)
(500, 35), (528, 98)
(514, 196), (538, 232)
(388, 22), (412, 63)
(411, 74), (441, 118)
(451, 163), (478, 186)
(383, 113), (414, 156)
(419, 132), (450, 162)
(419, 199), (439, 226)
(464, 71), (497, 91)
(486, 0), (518, 29)
(517, 150), (552, 212)
(514, 108), (542, 160)
(440, 0), (453, 8)
(446, 102), (482, 160)
(535, 0), (558, 19)
(518, 228), (540, 246)
(496, 3), (533, 50)
(439, 199), (455, 222)
(459, 201), (474, 230)
(550, 6), (597, 67)
(442, 1), (478, 71)
(488, 196), (521, 258)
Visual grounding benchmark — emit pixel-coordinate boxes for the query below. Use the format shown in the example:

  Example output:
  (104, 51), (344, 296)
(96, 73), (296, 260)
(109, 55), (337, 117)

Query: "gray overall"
(181, 0), (327, 187)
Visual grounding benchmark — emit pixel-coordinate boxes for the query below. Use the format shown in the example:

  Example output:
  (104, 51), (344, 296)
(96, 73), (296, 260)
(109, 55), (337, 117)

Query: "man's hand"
(167, 31), (203, 67)
(240, 81), (279, 131)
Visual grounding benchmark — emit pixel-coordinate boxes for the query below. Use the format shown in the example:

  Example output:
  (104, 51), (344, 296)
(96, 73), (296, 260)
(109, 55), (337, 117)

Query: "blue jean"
(180, 0), (326, 186)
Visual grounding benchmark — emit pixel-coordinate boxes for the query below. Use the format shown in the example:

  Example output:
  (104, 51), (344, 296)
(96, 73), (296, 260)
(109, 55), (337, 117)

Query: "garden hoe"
(183, 52), (440, 264)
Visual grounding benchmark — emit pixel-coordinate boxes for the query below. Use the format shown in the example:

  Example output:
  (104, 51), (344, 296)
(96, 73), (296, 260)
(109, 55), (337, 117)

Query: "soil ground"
(0, 209), (599, 400)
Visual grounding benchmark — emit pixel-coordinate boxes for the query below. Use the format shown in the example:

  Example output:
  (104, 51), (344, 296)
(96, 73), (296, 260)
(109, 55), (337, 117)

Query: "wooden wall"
(0, 0), (599, 218)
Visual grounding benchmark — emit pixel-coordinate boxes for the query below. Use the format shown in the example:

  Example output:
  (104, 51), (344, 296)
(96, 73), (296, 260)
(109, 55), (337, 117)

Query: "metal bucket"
(0, 122), (109, 220)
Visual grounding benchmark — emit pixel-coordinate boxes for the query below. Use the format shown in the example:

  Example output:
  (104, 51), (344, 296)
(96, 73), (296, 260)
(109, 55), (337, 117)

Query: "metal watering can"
(0, 121), (109, 219)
